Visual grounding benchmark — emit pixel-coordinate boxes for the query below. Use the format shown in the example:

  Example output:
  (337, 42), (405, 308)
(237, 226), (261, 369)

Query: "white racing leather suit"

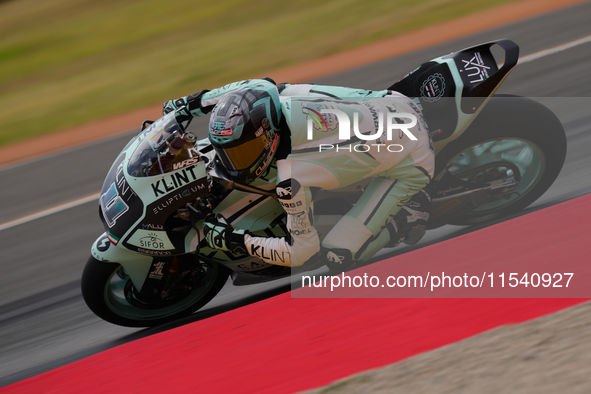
(194, 79), (434, 267)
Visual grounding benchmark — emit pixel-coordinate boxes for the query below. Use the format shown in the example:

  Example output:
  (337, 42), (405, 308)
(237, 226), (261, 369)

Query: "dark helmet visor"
(217, 131), (270, 171)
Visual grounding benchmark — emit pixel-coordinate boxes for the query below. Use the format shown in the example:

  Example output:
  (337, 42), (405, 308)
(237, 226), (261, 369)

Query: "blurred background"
(0, 0), (519, 147)
(2, 0), (591, 391)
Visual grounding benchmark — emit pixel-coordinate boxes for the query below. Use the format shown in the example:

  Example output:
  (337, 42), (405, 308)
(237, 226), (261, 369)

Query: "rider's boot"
(386, 189), (431, 247)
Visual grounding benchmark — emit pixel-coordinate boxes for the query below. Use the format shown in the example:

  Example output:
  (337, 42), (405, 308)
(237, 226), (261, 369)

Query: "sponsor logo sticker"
(420, 73), (446, 102)
(128, 230), (175, 250)
(462, 52), (491, 84)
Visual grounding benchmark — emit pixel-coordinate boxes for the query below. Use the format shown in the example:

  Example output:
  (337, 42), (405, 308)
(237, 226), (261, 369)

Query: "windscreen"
(128, 113), (199, 177)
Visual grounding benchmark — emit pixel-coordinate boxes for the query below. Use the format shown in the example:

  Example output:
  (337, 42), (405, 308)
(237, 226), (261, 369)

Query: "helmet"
(208, 84), (282, 183)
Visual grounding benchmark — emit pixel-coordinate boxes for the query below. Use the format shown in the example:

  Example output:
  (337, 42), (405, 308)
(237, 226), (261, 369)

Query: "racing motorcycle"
(82, 39), (566, 327)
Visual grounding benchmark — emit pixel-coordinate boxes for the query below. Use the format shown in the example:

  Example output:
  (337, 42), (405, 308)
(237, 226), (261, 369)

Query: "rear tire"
(435, 95), (566, 225)
(81, 256), (229, 327)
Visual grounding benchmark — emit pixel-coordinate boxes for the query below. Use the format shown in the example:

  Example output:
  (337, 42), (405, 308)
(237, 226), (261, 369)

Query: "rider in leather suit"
(163, 77), (434, 271)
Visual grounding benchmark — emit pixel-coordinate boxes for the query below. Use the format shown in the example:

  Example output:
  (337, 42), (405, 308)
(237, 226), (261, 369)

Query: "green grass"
(0, 0), (520, 147)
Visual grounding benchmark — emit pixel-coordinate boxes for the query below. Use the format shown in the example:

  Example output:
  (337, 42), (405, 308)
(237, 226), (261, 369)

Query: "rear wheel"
(81, 256), (229, 327)
(435, 96), (566, 224)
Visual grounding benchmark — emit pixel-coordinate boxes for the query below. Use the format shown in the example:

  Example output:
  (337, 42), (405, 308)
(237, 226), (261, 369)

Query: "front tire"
(435, 96), (566, 225)
(81, 256), (229, 327)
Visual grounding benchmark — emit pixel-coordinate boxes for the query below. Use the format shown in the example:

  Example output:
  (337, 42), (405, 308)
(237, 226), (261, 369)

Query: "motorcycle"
(82, 39), (566, 327)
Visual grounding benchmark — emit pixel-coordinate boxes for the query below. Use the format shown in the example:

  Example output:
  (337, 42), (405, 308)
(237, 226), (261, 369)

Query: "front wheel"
(81, 256), (229, 327)
(435, 96), (566, 225)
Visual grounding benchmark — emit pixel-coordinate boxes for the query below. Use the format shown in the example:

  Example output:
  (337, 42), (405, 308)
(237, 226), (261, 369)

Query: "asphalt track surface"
(1, 1), (591, 388)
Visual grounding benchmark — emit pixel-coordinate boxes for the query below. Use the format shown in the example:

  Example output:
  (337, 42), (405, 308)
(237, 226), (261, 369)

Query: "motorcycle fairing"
(389, 39), (519, 149)
(91, 233), (153, 290)
(99, 152), (145, 245)
(99, 113), (211, 255)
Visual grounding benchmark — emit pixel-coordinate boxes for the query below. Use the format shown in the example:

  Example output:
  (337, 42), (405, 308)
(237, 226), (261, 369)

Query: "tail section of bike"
(390, 39), (566, 226)
(389, 39), (520, 151)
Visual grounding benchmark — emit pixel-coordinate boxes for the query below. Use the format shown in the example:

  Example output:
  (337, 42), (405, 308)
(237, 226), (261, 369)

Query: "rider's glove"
(162, 98), (193, 126)
(203, 219), (249, 255)
(173, 106), (193, 126)
(162, 90), (211, 117)
(163, 97), (188, 115)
